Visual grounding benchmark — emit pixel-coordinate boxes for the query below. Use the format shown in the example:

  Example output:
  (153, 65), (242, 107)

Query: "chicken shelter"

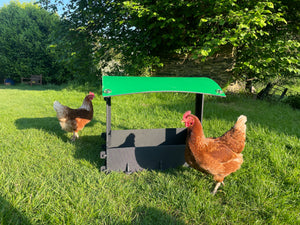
(100, 76), (226, 173)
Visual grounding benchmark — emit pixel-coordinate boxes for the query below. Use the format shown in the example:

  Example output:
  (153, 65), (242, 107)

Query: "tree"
(47, 19), (99, 84)
(0, 0), (66, 83)
(38, 0), (101, 84)
(39, 0), (299, 85)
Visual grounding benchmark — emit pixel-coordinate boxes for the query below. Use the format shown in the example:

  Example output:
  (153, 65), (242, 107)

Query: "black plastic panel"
(101, 128), (187, 172)
(105, 145), (185, 172)
(108, 128), (186, 148)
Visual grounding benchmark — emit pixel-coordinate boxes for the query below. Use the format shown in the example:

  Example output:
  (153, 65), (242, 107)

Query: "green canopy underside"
(102, 76), (226, 97)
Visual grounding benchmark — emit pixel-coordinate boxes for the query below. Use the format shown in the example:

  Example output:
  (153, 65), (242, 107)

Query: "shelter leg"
(195, 94), (204, 123)
(105, 97), (112, 148)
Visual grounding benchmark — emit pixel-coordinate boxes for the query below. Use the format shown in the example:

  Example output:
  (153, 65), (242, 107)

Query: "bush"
(0, 1), (67, 84)
(284, 94), (300, 109)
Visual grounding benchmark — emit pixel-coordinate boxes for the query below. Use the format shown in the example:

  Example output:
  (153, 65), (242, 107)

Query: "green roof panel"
(102, 76), (225, 97)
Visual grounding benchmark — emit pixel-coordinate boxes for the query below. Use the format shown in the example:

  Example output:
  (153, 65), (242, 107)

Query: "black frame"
(100, 93), (204, 173)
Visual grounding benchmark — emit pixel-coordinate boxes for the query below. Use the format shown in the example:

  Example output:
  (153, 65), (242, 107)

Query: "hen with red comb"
(182, 111), (247, 194)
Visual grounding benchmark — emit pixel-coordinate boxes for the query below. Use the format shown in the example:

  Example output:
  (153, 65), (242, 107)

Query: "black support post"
(195, 94), (204, 123)
(105, 97), (112, 148)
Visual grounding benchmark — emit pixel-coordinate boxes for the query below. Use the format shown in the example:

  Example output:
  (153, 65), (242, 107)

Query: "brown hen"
(182, 111), (247, 194)
(53, 92), (94, 141)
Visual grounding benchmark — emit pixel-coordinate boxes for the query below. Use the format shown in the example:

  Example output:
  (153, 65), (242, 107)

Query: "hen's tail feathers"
(234, 115), (247, 132)
(53, 100), (62, 111)
(53, 101), (67, 119)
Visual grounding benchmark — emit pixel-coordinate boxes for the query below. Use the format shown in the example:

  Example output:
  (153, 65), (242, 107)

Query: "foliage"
(0, 85), (299, 224)
(48, 19), (100, 85)
(0, 0), (69, 84)
(38, 0), (299, 84)
(227, 1), (300, 83)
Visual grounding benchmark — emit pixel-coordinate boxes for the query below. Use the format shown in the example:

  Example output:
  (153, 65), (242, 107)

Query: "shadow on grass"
(131, 205), (185, 225)
(0, 83), (65, 91)
(0, 196), (32, 225)
(73, 135), (106, 170)
(15, 117), (98, 142)
(15, 117), (105, 170)
(15, 117), (69, 142)
(0, 84), (102, 94)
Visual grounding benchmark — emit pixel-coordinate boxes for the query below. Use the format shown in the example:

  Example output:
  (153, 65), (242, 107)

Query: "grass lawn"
(0, 84), (299, 224)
